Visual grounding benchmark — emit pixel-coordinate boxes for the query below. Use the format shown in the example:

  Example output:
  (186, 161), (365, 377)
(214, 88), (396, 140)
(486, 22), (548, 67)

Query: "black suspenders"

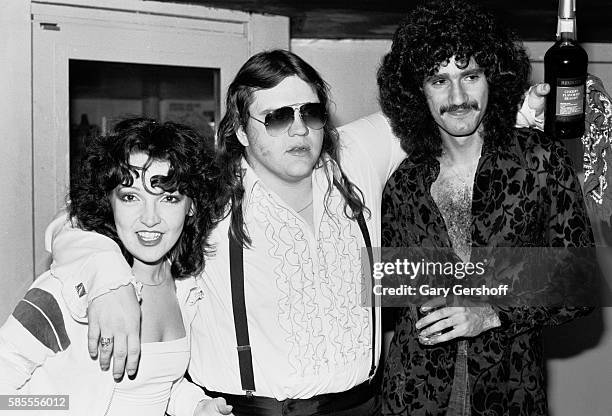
(228, 211), (377, 395)
(356, 211), (377, 379)
(229, 234), (256, 395)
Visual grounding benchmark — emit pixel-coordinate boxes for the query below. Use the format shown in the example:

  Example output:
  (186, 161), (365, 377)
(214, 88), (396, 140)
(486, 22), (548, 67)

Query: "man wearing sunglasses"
(43, 45), (548, 415)
(249, 102), (327, 136)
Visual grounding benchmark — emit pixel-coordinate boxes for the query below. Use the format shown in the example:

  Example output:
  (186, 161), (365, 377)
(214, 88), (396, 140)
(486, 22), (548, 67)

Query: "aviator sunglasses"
(250, 103), (327, 137)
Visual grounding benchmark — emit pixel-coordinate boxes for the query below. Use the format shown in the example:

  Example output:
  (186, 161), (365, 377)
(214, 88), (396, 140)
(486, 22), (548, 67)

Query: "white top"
(0, 272), (207, 416)
(188, 113), (404, 399)
(107, 337), (189, 416)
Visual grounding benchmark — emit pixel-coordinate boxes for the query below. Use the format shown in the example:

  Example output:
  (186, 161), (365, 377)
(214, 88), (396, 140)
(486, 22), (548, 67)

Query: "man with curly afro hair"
(379, 0), (594, 415)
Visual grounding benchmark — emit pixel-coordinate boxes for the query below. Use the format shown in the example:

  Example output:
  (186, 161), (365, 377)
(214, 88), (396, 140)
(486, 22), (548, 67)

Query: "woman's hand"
(194, 397), (234, 415)
(87, 284), (141, 379)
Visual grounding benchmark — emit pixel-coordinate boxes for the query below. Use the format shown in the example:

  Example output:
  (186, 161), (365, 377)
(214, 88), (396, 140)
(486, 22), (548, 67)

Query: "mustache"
(440, 101), (479, 115)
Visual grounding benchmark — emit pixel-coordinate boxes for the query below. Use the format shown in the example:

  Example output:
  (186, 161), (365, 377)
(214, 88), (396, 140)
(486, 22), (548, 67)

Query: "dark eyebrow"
(257, 105), (288, 114)
(424, 73), (447, 83)
(462, 68), (484, 76)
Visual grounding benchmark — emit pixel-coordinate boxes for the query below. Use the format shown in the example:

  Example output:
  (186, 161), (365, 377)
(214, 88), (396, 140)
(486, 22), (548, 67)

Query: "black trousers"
(201, 382), (381, 416)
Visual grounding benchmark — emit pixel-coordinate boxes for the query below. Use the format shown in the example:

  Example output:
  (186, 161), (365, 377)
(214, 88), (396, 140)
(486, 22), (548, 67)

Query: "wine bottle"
(544, 0), (588, 140)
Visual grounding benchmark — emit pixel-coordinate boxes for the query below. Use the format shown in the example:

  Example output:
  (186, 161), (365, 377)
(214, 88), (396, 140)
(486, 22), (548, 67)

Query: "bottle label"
(555, 77), (584, 120)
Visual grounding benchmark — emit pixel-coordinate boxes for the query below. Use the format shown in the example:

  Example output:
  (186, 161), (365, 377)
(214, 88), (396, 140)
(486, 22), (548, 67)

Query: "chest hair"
(430, 172), (473, 263)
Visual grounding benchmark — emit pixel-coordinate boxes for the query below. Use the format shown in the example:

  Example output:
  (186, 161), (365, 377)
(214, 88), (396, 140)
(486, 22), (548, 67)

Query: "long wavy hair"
(377, 0), (531, 160)
(217, 49), (368, 246)
(68, 118), (225, 279)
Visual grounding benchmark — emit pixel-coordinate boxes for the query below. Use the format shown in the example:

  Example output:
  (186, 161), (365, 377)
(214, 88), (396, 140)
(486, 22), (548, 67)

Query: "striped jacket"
(0, 270), (207, 416)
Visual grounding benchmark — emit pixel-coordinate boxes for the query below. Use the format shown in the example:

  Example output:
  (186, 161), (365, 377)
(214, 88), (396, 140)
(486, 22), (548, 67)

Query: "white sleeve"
(338, 112), (407, 185)
(515, 87), (545, 130)
(166, 377), (209, 416)
(0, 315), (55, 392)
(45, 211), (133, 321)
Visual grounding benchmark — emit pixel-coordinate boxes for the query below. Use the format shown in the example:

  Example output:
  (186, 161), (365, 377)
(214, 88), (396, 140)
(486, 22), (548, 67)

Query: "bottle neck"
(557, 17), (577, 41)
(559, 31), (576, 41)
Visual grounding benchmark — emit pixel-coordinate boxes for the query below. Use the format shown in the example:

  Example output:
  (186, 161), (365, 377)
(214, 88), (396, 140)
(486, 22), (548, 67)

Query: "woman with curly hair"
(0, 119), (232, 416)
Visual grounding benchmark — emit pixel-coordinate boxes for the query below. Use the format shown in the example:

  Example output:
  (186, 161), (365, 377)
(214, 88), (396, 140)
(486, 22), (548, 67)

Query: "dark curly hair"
(68, 118), (225, 279)
(217, 49), (369, 246)
(377, 0), (531, 160)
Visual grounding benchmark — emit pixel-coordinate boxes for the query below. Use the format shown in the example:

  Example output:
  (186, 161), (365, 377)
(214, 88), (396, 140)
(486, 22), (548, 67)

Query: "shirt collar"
(240, 158), (259, 210)
(240, 156), (336, 215)
(412, 132), (524, 186)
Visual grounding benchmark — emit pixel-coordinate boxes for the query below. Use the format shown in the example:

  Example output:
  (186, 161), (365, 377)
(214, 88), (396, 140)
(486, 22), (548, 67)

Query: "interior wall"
(292, 39), (391, 126)
(0, 1), (34, 323)
(292, 38), (612, 416)
(1, 1), (289, 322)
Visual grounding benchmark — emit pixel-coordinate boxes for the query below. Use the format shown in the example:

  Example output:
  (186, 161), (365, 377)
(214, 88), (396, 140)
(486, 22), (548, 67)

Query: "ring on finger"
(100, 337), (113, 348)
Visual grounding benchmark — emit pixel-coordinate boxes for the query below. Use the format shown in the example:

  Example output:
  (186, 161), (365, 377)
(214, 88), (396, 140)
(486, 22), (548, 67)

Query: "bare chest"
(139, 283), (186, 342)
(430, 172), (473, 262)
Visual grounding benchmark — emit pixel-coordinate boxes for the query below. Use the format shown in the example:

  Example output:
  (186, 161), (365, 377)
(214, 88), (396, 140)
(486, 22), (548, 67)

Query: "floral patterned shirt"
(381, 128), (594, 416)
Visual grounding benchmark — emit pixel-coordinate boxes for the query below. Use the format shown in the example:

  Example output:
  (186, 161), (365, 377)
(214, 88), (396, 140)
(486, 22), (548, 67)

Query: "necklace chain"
(138, 278), (167, 287)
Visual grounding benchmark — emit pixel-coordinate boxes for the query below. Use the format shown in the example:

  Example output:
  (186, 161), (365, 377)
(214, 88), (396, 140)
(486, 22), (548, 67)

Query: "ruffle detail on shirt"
(249, 184), (371, 378)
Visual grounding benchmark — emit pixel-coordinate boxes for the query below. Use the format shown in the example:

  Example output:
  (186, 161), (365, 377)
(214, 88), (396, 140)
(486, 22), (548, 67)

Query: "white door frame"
(32, 2), (288, 273)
